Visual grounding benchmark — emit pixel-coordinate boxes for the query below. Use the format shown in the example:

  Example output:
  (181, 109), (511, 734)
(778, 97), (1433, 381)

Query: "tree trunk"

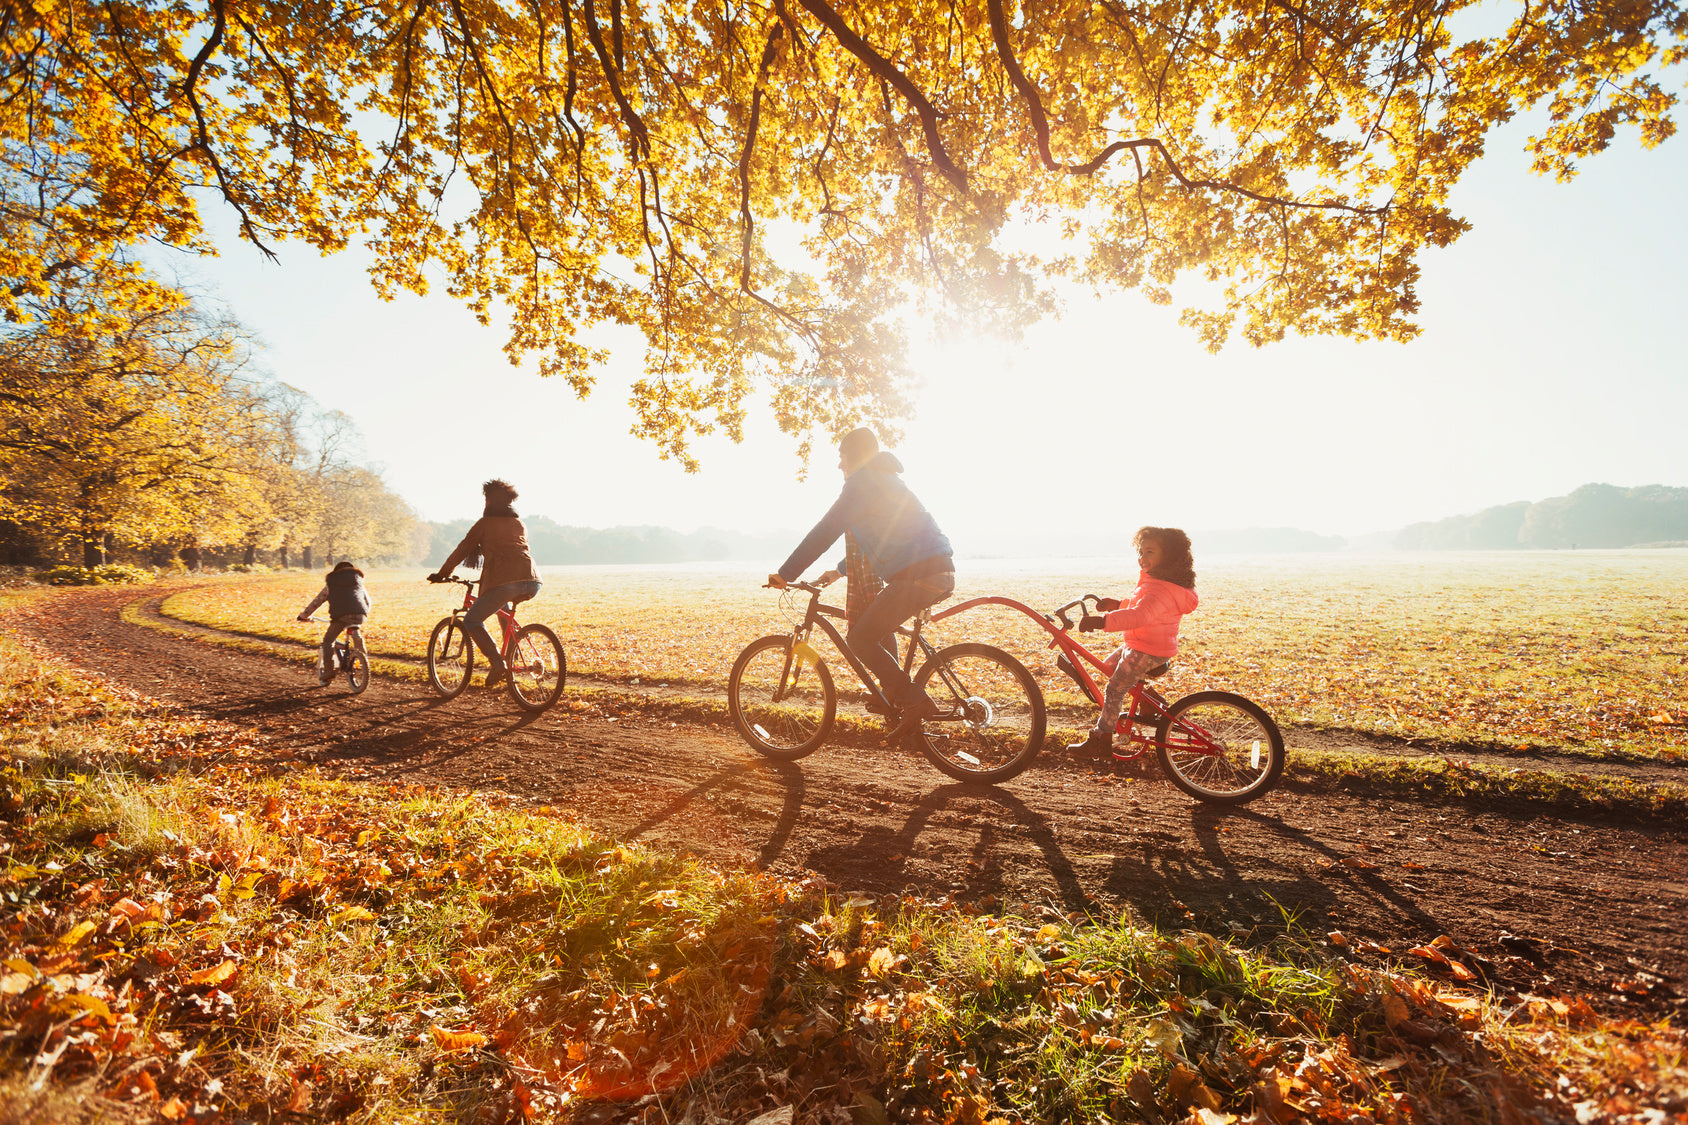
(278, 543), (290, 569)
(302, 546), (313, 571)
(243, 541), (257, 566)
(82, 536), (105, 567)
(180, 545), (201, 571)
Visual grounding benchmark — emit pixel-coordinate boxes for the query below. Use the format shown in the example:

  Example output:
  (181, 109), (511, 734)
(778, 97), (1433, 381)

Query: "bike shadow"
(802, 782), (1096, 915)
(220, 689), (550, 773)
(1100, 803), (1453, 938)
(616, 759), (808, 873)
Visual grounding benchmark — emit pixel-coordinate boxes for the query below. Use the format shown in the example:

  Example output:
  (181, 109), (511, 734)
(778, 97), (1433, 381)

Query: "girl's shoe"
(1066, 729), (1113, 758)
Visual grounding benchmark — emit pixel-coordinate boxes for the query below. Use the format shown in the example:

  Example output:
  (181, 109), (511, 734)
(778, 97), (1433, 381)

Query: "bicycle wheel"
(427, 617), (474, 698)
(910, 643), (1047, 783)
(1155, 691), (1285, 805)
(727, 635), (836, 760)
(343, 646), (370, 696)
(507, 623), (566, 712)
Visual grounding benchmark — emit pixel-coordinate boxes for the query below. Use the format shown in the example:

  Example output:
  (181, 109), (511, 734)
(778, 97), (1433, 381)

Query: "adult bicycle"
(936, 593), (1285, 804)
(425, 576), (566, 712)
(728, 580), (1046, 783)
(303, 618), (369, 696)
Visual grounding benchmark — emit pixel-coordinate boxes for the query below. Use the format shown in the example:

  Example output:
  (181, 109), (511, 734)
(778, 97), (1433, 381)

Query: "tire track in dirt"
(10, 582), (1687, 1018)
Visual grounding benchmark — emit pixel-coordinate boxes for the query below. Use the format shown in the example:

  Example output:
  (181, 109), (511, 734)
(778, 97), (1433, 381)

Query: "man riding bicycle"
(768, 427), (955, 740)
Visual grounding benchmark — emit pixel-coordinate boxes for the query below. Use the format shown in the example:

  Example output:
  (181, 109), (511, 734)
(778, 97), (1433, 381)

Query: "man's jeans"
(846, 570), (955, 709)
(463, 579), (543, 666)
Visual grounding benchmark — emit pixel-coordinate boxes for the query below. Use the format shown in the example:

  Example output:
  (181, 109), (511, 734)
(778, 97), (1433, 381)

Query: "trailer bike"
(928, 592), (1286, 804)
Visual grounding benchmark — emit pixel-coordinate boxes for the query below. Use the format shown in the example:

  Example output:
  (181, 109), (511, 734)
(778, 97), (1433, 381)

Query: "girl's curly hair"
(1134, 526), (1196, 588)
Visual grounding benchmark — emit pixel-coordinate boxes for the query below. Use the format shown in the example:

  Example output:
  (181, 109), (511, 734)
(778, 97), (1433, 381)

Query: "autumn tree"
(0, 259), (273, 565)
(3, 0), (1682, 464)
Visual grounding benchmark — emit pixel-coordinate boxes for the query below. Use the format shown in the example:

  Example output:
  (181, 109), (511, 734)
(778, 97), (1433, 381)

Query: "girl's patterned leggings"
(1093, 647), (1167, 736)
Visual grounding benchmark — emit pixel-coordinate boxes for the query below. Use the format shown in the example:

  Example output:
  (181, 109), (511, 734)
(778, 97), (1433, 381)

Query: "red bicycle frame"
(451, 580), (522, 659)
(932, 594), (1218, 761)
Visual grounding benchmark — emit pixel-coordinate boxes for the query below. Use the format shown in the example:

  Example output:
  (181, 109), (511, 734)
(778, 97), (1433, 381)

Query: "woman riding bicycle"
(429, 479), (542, 690)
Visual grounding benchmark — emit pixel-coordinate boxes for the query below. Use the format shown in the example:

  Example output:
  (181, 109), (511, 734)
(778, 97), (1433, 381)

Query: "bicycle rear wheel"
(727, 635), (836, 759)
(342, 646), (370, 696)
(427, 617), (473, 698)
(507, 623), (566, 712)
(910, 643), (1046, 783)
(1154, 691), (1285, 805)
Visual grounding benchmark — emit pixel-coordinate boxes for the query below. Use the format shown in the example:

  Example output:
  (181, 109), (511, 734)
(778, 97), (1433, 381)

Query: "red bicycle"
(932, 593), (1285, 804)
(425, 576), (566, 712)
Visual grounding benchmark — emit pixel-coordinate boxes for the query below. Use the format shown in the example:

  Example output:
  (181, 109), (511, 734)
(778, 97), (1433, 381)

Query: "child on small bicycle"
(1066, 527), (1199, 757)
(298, 560), (372, 686)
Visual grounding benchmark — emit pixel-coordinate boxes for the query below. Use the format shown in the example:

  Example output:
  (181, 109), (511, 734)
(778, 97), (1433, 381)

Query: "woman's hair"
(328, 560), (364, 577)
(481, 478), (519, 523)
(1134, 526), (1196, 588)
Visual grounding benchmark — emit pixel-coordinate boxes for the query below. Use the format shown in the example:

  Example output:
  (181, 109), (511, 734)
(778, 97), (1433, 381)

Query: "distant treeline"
(1396, 483), (1688, 550)
(426, 517), (791, 567)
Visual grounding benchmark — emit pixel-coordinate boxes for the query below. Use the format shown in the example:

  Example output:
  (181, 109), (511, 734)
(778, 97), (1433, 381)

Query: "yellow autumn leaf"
(188, 960), (238, 988)
(430, 1026), (489, 1051)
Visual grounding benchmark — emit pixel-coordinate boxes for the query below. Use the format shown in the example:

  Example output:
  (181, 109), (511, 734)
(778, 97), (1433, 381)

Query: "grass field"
(161, 550), (1688, 760)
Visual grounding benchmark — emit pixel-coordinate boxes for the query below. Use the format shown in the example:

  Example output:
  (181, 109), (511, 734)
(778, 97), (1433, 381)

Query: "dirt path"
(12, 583), (1687, 1019)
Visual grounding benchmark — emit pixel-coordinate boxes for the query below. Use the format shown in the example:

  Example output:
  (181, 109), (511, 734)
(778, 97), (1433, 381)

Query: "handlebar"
(428, 575), (479, 588)
(1046, 593), (1108, 631)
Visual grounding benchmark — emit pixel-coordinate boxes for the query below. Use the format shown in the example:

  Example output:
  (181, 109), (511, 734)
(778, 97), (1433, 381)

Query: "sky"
(156, 115), (1687, 550)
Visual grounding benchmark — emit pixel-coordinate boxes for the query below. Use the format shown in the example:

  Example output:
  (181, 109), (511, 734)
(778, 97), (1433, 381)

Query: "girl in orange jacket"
(1067, 527), (1200, 757)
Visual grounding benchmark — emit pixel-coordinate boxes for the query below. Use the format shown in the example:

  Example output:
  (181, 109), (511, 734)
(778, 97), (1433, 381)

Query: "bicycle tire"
(427, 617), (474, 698)
(1154, 690), (1285, 805)
(507, 623), (566, 712)
(910, 643), (1047, 783)
(727, 635), (836, 760)
(343, 647), (370, 696)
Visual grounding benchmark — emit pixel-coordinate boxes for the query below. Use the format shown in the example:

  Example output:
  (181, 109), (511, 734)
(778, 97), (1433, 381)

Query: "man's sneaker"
(484, 665), (508, 690)
(888, 695), (941, 742)
(317, 661), (333, 686)
(1066, 729), (1114, 758)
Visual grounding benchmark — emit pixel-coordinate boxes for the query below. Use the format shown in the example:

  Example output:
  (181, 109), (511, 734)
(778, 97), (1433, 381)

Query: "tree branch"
(794, 0), (967, 192)
(178, 0), (276, 260)
(984, 0), (1387, 216)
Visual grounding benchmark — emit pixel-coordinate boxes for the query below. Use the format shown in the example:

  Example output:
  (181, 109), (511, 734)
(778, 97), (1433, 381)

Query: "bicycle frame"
(773, 584), (952, 712)
(932, 594), (1220, 761)
(446, 579), (521, 659)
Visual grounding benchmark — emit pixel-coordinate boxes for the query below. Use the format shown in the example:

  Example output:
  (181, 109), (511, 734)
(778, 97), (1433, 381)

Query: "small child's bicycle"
(425, 576), (566, 712)
(302, 618), (370, 696)
(932, 593), (1286, 804)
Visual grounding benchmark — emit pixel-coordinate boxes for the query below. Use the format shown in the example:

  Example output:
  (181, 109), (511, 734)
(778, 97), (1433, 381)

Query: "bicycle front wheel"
(507, 624), (566, 712)
(427, 617), (474, 698)
(343, 647), (370, 696)
(911, 643), (1046, 783)
(1155, 691), (1285, 805)
(727, 635), (836, 760)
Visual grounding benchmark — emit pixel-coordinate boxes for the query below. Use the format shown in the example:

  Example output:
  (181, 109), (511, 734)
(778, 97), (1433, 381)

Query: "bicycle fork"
(775, 631), (823, 701)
